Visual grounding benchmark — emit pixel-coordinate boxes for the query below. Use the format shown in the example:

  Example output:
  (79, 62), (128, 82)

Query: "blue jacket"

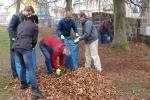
(56, 18), (78, 37)
(80, 19), (98, 44)
(7, 13), (26, 38)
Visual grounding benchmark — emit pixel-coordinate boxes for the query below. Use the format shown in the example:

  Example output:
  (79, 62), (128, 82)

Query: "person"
(12, 15), (43, 99)
(39, 37), (71, 75)
(75, 12), (102, 73)
(56, 11), (79, 39)
(99, 18), (113, 43)
(7, 6), (35, 79)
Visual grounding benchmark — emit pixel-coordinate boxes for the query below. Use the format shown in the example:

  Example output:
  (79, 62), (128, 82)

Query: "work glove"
(56, 68), (62, 76)
(60, 35), (65, 40)
(12, 37), (16, 41)
(75, 33), (79, 37)
(74, 37), (80, 44)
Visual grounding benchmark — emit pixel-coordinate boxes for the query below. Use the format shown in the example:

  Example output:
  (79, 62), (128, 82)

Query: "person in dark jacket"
(7, 6), (38, 79)
(39, 37), (71, 75)
(99, 18), (113, 43)
(12, 16), (43, 99)
(75, 12), (102, 73)
(7, 8), (29, 79)
(56, 11), (79, 39)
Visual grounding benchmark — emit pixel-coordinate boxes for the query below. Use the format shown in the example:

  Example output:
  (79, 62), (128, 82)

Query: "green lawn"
(0, 27), (11, 93)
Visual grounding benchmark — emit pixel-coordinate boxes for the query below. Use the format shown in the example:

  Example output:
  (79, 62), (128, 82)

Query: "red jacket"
(41, 37), (65, 69)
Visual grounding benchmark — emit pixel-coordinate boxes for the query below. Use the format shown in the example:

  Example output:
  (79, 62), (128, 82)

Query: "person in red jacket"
(39, 37), (71, 75)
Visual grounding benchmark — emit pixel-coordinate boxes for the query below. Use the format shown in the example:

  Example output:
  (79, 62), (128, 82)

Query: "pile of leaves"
(19, 67), (119, 100)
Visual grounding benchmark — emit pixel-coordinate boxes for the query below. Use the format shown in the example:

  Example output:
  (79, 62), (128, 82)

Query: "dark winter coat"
(13, 19), (38, 50)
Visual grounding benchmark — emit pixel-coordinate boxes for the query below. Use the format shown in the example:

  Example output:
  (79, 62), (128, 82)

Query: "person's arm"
(80, 21), (93, 40)
(51, 51), (59, 69)
(33, 14), (39, 24)
(56, 20), (63, 37)
(32, 25), (39, 48)
(7, 15), (19, 38)
(71, 19), (78, 34)
(59, 54), (64, 66)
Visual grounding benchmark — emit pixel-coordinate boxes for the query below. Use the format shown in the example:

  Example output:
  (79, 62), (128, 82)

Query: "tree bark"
(112, 0), (129, 49)
(65, 0), (72, 11)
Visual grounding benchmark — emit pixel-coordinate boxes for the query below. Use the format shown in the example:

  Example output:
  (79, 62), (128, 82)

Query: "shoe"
(32, 88), (44, 99)
(20, 81), (29, 89)
(96, 67), (103, 73)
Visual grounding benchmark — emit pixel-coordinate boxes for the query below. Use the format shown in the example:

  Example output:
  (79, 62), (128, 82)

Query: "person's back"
(41, 37), (64, 48)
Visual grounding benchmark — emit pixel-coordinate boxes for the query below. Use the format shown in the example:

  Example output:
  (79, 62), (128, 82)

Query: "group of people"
(7, 5), (102, 99)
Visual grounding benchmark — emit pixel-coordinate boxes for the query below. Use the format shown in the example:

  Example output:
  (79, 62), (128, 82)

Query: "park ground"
(0, 26), (150, 100)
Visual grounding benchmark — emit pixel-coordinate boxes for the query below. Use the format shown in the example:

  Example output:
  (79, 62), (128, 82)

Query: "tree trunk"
(112, 0), (129, 49)
(16, 0), (21, 13)
(65, 0), (72, 11)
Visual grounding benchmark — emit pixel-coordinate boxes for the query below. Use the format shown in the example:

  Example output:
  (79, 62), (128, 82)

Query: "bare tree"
(16, 0), (21, 13)
(65, 0), (72, 11)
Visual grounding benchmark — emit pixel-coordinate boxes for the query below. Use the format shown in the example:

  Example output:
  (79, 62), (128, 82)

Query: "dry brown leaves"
(36, 67), (119, 100)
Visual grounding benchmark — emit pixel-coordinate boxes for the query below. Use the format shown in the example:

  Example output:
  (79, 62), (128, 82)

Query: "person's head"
(24, 6), (35, 17)
(62, 46), (71, 56)
(64, 11), (72, 21)
(80, 12), (87, 23)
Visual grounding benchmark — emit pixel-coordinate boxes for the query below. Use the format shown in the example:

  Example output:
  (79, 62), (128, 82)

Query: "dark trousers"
(39, 43), (53, 73)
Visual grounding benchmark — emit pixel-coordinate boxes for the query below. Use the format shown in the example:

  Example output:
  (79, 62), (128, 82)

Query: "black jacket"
(7, 12), (26, 39)
(13, 19), (38, 50)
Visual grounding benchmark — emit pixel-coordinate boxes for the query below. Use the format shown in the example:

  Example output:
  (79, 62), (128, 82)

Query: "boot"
(96, 67), (103, 73)
(31, 87), (44, 99)
(20, 81), (29, 89)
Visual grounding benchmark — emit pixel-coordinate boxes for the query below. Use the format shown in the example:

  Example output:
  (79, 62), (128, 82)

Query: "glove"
(12, 37), (16, 41)
(74, 37), (80, 44)
(60, 35), (65, 40)
(75, 33), (79, 37)
(56, 68), (62, 76)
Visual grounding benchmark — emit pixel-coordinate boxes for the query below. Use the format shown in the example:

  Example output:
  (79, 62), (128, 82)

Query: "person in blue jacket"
(57, 11), (79, 39)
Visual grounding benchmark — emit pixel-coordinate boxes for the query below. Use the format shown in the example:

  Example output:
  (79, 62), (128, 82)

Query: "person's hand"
(56, 68), (62, 76)
(60, 35), (65, 40)
(74, 37), (80, 44)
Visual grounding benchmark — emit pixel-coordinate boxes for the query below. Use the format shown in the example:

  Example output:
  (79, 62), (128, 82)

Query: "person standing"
(12, 16), (43, 99)
(7, 7), (30, 79)
(75, 12), (102, 73)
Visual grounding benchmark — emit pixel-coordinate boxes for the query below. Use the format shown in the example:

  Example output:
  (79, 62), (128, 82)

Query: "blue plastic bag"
(15, 48), (37, 83)
(63, 37), (79, 69)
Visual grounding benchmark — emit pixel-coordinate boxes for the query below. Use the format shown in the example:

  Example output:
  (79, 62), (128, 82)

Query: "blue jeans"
(15, 48), (37, 83)
(39, 43), (53, 73)
(15, 48), (38, 89)
(10, 39), (18, 79)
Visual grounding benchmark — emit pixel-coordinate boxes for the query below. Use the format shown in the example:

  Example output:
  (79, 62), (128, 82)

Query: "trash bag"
(63, 36), (79, 70)
(15, 48), (37, 83)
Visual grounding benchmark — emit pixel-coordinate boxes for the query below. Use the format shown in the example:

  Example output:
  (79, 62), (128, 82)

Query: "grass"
(0, 27), (9, 55)
(0, 27), (11, 93)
